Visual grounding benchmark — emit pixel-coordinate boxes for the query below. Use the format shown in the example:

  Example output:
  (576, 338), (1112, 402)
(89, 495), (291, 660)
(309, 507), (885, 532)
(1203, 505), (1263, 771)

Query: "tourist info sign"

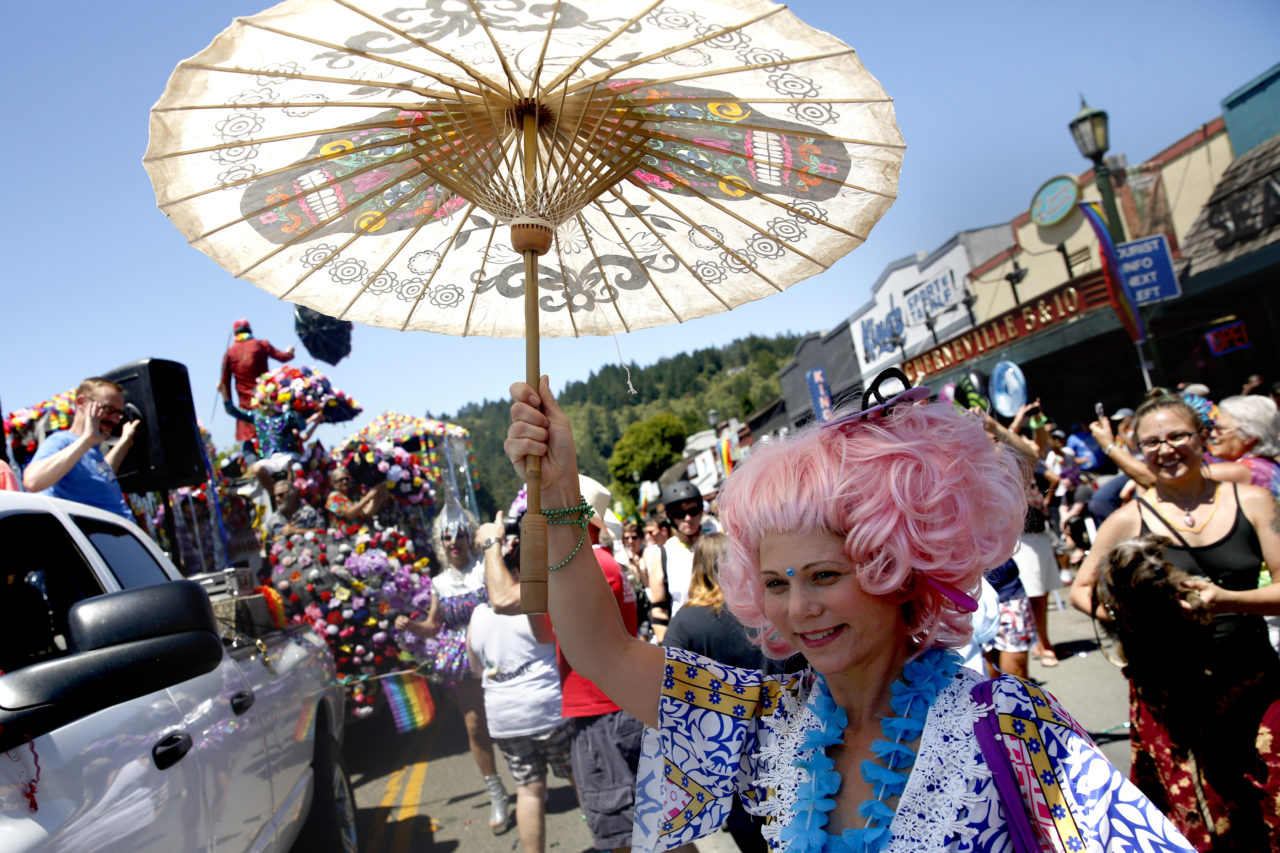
(1116, 234), (1181, 306)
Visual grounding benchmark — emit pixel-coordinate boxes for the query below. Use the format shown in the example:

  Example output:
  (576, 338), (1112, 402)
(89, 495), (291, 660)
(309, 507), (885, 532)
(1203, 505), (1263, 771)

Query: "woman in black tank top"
(1069, 394), (1280, 850)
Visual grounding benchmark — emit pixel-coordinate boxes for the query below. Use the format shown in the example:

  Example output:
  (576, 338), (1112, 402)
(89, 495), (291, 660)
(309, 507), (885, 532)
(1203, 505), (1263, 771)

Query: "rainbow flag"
(718, 437), (735, 477)
(382, 672), (436, 733)
(1079, 201), (1145, 344)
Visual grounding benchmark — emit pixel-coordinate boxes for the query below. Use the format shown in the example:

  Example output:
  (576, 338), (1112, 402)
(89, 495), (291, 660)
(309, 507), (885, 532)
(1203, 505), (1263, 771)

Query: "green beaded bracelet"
(544, 498), (596, 572)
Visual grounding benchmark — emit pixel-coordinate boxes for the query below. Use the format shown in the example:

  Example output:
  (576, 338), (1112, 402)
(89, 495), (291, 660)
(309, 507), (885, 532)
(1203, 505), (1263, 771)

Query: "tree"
(607, 412), (687, 503)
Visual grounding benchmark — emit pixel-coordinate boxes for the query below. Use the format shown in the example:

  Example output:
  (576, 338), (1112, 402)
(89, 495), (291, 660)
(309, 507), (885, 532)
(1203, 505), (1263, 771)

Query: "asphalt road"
(344, 593), (1133, 852)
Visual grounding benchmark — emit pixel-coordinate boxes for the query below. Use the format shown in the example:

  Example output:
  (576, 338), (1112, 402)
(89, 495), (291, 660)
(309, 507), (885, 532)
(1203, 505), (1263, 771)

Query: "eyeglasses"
(87, 397), (124, 418)
(1136, 431), (1197, 452)
(667, 504), (702, 520)
(1209, 424), (1236, 437)
(623, 534), (640, 541)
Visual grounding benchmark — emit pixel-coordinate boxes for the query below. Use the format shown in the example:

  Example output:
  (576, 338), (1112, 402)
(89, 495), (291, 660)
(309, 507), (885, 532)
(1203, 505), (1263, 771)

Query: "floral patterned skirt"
(1129, 664), (1280, 851)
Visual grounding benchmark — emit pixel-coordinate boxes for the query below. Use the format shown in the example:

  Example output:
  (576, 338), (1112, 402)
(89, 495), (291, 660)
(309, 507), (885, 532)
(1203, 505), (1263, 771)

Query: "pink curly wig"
(718, 401), (1025, 659)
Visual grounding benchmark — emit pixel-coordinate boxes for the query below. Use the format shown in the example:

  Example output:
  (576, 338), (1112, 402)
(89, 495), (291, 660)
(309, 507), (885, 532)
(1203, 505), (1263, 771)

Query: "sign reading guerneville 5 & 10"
(901, 275), (1111, 382)
(1115, 234), (1180, 306)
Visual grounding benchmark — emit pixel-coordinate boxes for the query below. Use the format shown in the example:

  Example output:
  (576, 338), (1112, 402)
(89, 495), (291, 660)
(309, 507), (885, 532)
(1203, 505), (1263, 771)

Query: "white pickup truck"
(0, 492), (355, 852)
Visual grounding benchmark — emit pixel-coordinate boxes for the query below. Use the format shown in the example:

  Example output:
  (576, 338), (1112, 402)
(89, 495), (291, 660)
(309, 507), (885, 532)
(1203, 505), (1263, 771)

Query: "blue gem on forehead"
(785, 568), (795, 577)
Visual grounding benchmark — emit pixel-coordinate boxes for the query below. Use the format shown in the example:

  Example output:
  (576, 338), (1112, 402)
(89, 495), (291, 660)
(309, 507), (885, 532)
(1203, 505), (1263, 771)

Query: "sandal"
(1037, 648), (1061, 667)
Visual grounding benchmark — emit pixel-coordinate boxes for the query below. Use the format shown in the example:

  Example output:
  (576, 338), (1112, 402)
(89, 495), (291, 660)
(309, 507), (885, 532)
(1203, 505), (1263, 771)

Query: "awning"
(1178, 132), (1280, 283)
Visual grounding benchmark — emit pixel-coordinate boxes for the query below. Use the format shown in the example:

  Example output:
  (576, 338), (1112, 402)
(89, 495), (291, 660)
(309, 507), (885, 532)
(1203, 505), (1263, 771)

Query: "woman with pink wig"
(505, 369), (1191, 853)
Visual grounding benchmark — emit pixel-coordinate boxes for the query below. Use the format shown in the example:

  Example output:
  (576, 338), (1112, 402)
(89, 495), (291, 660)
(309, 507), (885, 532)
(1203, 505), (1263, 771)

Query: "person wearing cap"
(1181, 382), (1211, 399)
(646, 480), (704, 641)
(218, 318), (295, 444)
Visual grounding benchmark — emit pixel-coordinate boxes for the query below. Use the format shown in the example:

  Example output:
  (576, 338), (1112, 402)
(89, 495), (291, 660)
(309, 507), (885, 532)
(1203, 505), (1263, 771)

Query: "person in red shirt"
(558, 476), (644, 853)
(218, 318), (294, 443)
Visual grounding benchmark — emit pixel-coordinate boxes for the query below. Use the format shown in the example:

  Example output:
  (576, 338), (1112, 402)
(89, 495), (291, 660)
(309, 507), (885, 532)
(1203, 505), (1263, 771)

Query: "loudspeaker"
(101, 358), (208, 494)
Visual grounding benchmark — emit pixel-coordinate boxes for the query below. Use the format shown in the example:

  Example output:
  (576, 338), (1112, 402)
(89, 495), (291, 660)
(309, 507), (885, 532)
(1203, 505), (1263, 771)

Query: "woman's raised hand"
(505, 376), (580, 500)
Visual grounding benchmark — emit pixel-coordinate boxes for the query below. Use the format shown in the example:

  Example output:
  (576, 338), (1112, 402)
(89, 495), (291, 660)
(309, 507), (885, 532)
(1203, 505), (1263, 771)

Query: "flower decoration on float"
(332, 439), (435, 506)
(250, 364), (362, 422)
(4, 389), (77, 466)
(290, 441), (335, 505)
(285, 537), (432, 719)
(508, 484), (528, 519)
(337, 412), (475, 506)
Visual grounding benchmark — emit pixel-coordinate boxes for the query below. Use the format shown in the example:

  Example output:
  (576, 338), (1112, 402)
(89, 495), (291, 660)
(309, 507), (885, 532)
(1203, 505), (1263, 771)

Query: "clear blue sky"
(3, 1), (1275, 452)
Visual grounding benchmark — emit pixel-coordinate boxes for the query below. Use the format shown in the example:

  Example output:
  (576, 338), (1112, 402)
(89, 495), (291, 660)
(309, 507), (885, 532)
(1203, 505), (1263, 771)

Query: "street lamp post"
(1069, 98), (1126, 245)
(1070, 98), (1153, 389)
(923, 313), (939, 346)
(1003, 259), (1028, 306)
(960, 288), (977, 327)
(888, 330), (907, 364)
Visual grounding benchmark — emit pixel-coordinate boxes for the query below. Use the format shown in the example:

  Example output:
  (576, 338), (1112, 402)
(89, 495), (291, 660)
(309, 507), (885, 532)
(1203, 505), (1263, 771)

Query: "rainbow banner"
(718, 437), (735, 477)
(1079, 201), (1145, 344)
(382, 672), (436, 734)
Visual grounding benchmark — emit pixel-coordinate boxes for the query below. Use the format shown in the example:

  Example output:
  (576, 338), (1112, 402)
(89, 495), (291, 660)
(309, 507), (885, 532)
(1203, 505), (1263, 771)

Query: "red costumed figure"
(219, 318), (294, 443)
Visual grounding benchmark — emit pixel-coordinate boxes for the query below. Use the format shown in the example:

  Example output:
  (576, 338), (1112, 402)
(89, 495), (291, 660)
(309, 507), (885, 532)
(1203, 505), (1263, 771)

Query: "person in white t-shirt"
(468, 520), (570, 853)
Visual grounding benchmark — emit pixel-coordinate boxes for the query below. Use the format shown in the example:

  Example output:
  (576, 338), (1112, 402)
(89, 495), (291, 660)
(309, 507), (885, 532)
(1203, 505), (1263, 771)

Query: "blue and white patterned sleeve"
(981, 677), (1195, 853)
(632, 646), (771, 853)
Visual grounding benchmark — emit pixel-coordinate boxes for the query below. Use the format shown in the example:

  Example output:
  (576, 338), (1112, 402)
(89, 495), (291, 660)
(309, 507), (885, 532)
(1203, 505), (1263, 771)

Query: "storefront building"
(1164, 64), (1280, 394)
(767, 63), (1275, 434)
(852, 225), (1013, 379)
(893, 109), (1236, 424)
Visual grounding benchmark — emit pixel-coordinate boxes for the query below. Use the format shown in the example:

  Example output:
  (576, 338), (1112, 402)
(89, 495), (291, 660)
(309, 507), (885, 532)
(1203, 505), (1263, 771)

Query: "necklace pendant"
(1184, 510), (1195, 526)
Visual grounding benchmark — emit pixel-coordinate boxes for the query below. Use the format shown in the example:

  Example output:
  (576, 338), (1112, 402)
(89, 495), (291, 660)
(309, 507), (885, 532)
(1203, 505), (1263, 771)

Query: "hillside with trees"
(441, 333), (801, 519)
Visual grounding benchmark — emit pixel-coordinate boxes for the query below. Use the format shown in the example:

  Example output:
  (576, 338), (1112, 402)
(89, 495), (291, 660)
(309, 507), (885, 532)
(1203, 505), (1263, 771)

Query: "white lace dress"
(631, 647), (1193, 853)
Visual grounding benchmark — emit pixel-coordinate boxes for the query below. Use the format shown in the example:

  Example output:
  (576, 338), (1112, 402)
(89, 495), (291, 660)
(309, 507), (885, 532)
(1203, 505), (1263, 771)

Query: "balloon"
(989, 361), (1028, 418)
(955, 370), (990, 411)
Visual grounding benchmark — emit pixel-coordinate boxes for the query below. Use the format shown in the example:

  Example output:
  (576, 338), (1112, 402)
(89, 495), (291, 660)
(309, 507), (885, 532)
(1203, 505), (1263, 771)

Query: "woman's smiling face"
(1208, 410), (1252, 461)
(1134, 408), (1203, 483)
(759, 530), (904, 677)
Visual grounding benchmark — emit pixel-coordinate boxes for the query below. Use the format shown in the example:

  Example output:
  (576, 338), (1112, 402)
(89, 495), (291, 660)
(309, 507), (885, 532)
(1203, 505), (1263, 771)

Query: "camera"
(504, 515), (522, 537)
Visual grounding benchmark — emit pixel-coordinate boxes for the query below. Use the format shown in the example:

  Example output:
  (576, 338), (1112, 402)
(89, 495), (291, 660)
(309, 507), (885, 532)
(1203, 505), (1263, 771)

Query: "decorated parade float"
(4, 371), (479, 723)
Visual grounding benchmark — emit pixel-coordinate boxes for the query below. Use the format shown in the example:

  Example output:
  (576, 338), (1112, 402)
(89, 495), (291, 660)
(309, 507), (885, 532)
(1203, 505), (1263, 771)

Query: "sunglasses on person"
(1136, 431), (1197, 453)
(666, 503), (702, 520)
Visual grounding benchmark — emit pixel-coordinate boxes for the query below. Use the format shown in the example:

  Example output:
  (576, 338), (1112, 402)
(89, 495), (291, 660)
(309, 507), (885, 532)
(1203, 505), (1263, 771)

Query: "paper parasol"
(145, 0), (903, 609)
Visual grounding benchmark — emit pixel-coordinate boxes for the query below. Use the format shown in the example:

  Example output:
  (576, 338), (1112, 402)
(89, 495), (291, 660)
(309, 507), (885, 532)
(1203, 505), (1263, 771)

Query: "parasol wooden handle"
(517, 237), (550, 613)
(516, 110), (551, 615)
(520, 480), (548, 613)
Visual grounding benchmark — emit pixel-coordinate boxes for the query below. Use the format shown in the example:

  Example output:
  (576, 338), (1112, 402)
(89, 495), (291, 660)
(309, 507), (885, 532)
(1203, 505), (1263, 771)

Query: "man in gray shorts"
(470, 514), (574, 851)
(558, 477), (645, 852)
